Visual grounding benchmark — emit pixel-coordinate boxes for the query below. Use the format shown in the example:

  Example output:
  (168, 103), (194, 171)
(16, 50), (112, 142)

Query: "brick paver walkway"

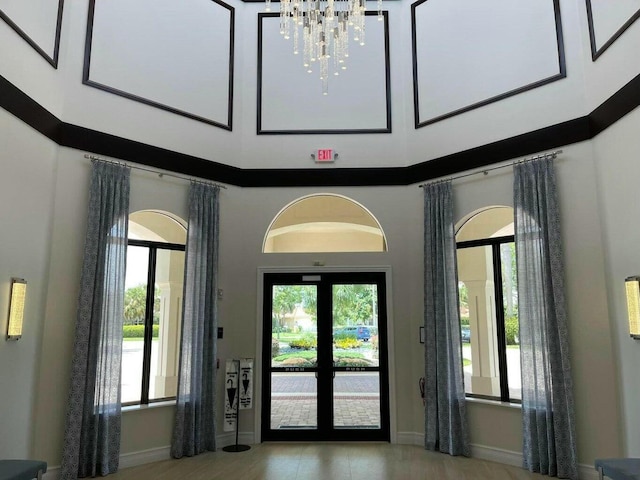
(270, 373), (381, 429)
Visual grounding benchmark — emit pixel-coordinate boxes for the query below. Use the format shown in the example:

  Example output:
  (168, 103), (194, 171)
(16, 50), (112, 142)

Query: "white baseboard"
(470, 443), (523, 468)
(396, 431), (599, 480)
(42, 431), (257, 480)
(396, 431), (423, 446)
(119, 446), (172, 469)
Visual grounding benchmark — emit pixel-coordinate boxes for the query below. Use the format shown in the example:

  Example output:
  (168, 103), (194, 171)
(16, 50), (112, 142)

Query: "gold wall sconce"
(7, 278), (27, 340)
(625, 276), (640, 339)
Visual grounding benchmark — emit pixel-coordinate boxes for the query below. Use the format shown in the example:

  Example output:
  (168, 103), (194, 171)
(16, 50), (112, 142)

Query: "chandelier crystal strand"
(303, 16), (312, 72)
(274, 0), (373, 93)
(293, 11), (300, 54)
(332, 26), (340, 76)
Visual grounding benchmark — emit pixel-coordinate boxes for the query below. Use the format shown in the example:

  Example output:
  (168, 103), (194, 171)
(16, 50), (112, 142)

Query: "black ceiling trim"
(57, 123), (244, 186)
(405, 117), (591, 182)
(0, 0), (64, 68)
(586, 0), (640, 61)
(0, 70), (639, 188)
(0, 75), (60, 140)
(590, 72), (640, 136)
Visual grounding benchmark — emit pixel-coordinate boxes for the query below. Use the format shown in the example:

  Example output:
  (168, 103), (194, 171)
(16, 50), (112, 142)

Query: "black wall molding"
(257, 11), (392, 135)
(0, 0), (64, 68)
(0, 71), (639, 187)
(83, 0), (235, 131)
(411, 0), (566, 129)
(586, 1), (640, 61)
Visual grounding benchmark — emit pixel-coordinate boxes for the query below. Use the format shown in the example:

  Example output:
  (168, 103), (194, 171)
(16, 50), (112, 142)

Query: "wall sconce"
(7, 278), (27, 340)
(625, 276), (640, 339)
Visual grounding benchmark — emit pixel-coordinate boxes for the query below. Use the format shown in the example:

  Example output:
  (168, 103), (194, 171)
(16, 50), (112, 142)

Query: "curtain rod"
(83, 154), (227, 189)
(418, 149), (563, 188)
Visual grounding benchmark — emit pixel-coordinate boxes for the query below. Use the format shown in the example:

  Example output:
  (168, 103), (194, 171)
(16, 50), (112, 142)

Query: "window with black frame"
(456, 207), (520, 403)
(122, 211), (186, 406)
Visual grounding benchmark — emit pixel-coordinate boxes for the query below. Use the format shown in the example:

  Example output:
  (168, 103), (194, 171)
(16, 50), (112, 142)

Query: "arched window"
(456, 206), (520, 402)
(123, 210), (186, 405)
(263, 194), (387, 253)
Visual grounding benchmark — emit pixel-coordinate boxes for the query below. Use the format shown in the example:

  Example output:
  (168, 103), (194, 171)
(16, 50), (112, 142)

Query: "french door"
(262, 272), (389, 441)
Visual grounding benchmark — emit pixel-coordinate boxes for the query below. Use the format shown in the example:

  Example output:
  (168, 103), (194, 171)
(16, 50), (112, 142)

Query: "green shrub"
(505, 316), (519, 345)
(271, 336), (279, 357)
(289, 334), (317, 350)
(460, 316), (470, 326)
(122, 325), (159, 338)
(334, 337), (360, 349)
(334, 358), (372, 367)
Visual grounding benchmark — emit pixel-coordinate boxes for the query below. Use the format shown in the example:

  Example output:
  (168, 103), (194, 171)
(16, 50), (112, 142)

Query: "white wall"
(0, 107), (57, 458)
(0, 126), (612, 469)
(593, 105), (640, 455)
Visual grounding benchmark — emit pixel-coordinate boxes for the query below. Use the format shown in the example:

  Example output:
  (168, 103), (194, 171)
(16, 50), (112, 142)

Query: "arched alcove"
(263, 194), (388, 253)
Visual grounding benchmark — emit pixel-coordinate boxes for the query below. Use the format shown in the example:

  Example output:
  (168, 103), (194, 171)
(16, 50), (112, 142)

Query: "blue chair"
(0, 460), (47, 480)
(595, 458), (640, 480)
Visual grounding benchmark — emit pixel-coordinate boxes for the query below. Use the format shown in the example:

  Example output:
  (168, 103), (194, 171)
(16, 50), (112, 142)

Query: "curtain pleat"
(514, 158), (578, 480)
(171, 182), (220, 458)
(61, 161), (130, 479)
(423, 181), (470, 457)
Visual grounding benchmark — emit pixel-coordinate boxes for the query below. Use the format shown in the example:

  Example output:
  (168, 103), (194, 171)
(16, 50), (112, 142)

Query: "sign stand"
(222, 359), (251, 453)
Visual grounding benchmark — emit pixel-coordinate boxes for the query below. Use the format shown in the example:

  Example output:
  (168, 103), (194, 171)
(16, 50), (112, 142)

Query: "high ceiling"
(0, 0), (639, 185)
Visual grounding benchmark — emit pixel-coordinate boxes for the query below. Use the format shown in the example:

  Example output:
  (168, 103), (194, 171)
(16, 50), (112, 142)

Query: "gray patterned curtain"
(61, 161), (130, 479)
(514, 158), (578, 480)
(171, 182), (220, 458)
(423, 181), (470, 456)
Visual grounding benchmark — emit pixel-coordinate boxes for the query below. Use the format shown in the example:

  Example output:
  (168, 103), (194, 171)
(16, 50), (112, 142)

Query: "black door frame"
(261, 271), (390, 442)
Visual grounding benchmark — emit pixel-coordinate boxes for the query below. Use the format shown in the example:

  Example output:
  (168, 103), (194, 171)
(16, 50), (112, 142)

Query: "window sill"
(465, 396), (521, 410)
(122, 400), (176, 413)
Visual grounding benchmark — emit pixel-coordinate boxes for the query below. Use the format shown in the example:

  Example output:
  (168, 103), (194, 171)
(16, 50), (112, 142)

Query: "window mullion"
(141, 247), (157, 405)
(492, 243), (509, 402)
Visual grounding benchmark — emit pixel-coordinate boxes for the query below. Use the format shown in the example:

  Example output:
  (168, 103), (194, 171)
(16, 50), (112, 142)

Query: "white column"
(458, 246), (500, 397)
(153, 250), (184, 399)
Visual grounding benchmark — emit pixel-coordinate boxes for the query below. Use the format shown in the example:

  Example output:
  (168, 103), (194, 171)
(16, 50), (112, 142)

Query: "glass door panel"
(262, 273), (389, 441)
(333, 372), (381, 428)
(269, 284), (318, 431)
(270, 372), (317, 429)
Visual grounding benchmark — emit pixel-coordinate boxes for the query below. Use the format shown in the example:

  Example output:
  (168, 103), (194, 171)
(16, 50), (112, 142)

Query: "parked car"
(333, 326), (371, 341)
(460, 325), (471, 343)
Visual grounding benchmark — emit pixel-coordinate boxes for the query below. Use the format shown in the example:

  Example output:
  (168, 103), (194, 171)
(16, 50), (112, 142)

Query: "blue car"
(460, 326), (471, 343)
(333, 326), (371, 341)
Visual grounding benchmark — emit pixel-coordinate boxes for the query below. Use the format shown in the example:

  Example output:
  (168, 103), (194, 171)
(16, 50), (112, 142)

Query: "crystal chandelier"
(266, 0), (383, 95)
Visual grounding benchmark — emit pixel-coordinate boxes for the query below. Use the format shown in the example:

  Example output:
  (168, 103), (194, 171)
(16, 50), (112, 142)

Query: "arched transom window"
(263, 194), (387, 253)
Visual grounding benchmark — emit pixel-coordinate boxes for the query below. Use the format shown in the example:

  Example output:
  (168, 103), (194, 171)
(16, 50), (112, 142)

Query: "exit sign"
(315, 149), (335, 163)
